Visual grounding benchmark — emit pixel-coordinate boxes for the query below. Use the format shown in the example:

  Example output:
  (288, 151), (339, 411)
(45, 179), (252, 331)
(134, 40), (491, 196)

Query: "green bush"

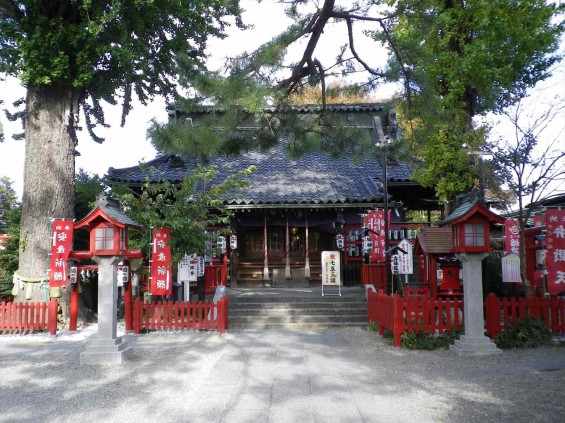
(400, 329), (462, 350)
(368, 321), (379, 332)
(494, 317), (553, 349)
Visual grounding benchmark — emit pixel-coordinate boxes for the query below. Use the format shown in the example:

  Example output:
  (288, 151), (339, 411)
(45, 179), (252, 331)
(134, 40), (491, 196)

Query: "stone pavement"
(0, 327), (564, 423)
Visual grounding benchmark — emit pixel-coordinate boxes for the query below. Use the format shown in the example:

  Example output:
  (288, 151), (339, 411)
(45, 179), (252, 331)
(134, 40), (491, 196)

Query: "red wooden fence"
(133, 296), (229, 334)
(367, 290), (463, 347)
(484, 293), (565, 338)
(0, 299), (58, 335)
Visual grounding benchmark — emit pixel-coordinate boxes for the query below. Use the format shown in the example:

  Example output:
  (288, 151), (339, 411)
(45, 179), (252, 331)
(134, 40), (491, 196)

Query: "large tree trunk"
(16, 84), (78, 302)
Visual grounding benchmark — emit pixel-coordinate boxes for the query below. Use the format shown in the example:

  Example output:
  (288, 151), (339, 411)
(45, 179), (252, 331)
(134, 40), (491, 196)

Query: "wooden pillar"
(304, 215), (311, 279)
(263, 215), (269, 281)
(69, 280), (79, 331)
(124, 263), (133, 332)
(285, 214), (291, 279)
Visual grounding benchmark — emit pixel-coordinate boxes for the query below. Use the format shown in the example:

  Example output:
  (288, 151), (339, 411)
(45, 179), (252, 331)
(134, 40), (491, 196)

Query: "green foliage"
(0, 179), (20, 300)
(400, 329), (462, 350)
(378, 0), (564, 202)
(494, 317), (553, 349)
(369, 321), (379, 332)
(0, 177), (17, 231)
(114, 165), (254, 263)
(0, 0), (243, 136)
(74, 169), (106, 251)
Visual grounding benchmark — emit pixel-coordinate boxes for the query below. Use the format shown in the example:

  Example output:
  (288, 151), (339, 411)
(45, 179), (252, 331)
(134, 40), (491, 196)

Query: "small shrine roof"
(75, 195), (141, 229)
(439, 191), (505, 227)
(415, 227), (453, 255)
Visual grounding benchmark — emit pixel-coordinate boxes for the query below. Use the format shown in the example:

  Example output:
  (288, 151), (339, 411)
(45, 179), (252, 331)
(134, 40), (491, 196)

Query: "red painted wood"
(69, 283), (79, 331)
(124, 277), (133, 331)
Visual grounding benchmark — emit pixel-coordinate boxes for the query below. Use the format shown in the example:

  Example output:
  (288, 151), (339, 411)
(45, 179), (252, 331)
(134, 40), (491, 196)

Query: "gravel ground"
(0, 326), (564, 423)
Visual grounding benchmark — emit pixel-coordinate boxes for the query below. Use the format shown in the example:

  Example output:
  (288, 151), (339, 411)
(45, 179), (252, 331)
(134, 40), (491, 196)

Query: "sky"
(0, 0), (564, 200)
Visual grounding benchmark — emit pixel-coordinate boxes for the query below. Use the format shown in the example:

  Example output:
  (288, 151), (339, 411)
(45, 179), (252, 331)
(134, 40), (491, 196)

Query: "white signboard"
(321, 251), (341, 286)
(197, 256), (205, 277)
(117, 266), (129, 287)
(502, 253), (522, 283)
(391, 254), (400, 275)
(397, 239), (414, 274)
(178, 254), (198, 282)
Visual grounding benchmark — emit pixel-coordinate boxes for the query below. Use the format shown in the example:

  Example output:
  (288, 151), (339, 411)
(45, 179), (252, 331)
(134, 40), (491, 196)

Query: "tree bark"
(16, 83), (78, 302)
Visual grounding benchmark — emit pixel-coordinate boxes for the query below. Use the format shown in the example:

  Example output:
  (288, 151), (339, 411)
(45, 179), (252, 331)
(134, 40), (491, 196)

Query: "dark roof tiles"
(108, 140), (413, 206)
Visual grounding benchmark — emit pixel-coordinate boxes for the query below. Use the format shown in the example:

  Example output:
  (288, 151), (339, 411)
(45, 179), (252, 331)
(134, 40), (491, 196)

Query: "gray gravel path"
(0, 328), (564, 423)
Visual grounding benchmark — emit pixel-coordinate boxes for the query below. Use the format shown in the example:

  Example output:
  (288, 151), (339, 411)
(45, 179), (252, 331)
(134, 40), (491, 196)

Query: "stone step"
(227, 290), (367, 329)
(229, 321), (367, 330)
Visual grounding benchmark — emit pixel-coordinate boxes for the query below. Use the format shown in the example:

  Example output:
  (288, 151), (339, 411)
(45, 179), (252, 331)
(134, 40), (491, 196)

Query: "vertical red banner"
(49, 219), (74, 287)
(151, 228), (172, 296)
(504, 219), (521, 255)
(363, 210), (386, 262)
(545, 210), (565, 296)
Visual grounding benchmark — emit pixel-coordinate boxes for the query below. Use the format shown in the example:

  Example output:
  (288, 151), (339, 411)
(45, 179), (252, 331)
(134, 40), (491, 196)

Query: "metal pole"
(373, 116), (391, 294)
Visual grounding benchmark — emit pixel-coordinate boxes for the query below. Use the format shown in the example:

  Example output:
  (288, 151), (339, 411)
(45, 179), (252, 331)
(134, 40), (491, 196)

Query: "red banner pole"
(69, 282), (79, 331)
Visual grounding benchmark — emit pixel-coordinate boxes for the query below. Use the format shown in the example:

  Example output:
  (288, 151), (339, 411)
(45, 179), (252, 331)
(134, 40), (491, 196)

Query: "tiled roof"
(170, 103), (387, 116)
(416, 227), (453, 254)
(107, 138), (414, 206)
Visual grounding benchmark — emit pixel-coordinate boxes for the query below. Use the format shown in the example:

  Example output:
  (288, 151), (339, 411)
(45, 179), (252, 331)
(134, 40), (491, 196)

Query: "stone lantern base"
(80, 337), (133, 365)
(450, 335), (502, 356)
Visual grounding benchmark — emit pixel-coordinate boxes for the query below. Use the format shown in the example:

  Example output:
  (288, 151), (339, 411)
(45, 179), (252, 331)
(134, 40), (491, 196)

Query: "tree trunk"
(16, 84), (78, 302)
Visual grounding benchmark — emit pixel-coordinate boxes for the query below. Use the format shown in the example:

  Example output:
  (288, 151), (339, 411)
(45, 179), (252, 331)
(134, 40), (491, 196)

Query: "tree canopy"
(0, 0), (245, 293)
(0, 0), (243, 139)
(154, 0), (563, 203)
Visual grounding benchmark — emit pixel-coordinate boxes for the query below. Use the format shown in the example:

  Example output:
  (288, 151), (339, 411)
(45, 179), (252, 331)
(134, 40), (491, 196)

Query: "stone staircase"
(227, 288), (368, 330)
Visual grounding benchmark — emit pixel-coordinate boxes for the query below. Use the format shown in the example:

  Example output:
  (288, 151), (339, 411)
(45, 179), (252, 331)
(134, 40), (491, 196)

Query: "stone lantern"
(439, 191), (505, 356)
(71, 195), (142, 365)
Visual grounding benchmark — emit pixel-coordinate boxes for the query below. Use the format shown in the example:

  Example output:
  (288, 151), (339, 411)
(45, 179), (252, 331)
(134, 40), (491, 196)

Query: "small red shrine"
(70, 195), (143, 260)
(414, 227), (462, 298)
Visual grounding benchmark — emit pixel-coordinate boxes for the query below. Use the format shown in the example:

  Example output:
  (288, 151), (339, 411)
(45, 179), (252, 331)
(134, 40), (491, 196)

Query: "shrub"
(400, 329), (462, 350)
(494, 317), (553, 349)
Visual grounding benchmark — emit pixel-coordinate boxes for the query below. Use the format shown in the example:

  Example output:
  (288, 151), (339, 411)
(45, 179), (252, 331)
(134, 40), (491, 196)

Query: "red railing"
(0, 299), (58, 335)
(484, 293), (565, 338)
(367, 290), (463, 347)
(204, 264), (228, 295)
(133, 296), (229, 334)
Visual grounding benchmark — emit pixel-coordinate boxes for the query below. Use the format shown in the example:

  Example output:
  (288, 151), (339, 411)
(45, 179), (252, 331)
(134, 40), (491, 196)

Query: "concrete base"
(450, 335), (502, 356)
(80, 336), (134, 365)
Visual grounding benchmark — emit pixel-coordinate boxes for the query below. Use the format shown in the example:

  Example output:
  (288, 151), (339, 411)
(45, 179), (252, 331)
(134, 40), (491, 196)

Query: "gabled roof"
(439, 191), (505, 227)
(75, 195), (141, 229)
(415, 227), (453, 255)
(107, 138), (416, 207)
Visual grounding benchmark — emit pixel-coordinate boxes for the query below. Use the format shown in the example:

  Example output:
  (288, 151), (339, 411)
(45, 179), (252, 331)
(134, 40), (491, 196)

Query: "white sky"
(1, 0), (563, 199)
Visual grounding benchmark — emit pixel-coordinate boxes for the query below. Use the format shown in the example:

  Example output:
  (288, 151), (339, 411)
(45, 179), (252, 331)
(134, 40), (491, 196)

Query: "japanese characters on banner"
(545, 209), (565, 296)
(49, 219), (74, 287)
(504, 219), (521, 255)
(151, 228), (172, 296)
(321, 251), (341, 286)
(397, 239), (414, 274)
(362, 210), (387, 262)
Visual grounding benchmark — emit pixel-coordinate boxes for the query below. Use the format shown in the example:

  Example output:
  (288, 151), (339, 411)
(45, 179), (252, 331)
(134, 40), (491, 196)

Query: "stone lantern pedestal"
(80, 256), (133, 365)
(450, 253), (501, 356)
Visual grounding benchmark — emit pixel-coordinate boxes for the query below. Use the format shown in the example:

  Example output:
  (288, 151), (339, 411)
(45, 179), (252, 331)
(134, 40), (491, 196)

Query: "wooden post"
(304, 215), (311, 279)
(285, 215), (291, 279)
(69, 282), (79, 331)
(124, 266), (133, 332)
(133, 297), (141, 334)
(48, 298), (58, 336)
(393, 294), (403, 347)
(217, 297), (226, 334)
(263, 215), (269, 281)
